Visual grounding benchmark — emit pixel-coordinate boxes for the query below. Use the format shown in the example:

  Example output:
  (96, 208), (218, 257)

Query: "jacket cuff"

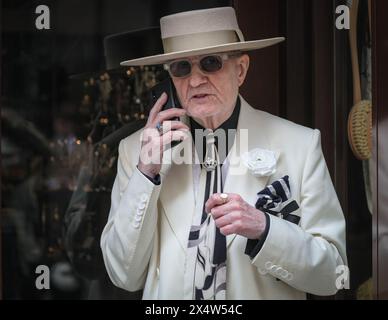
(244, 212), (270, 259)
(137, 166), (161, 185)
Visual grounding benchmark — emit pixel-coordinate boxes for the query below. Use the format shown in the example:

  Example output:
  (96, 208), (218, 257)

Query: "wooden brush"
(347, 0), (372, 160)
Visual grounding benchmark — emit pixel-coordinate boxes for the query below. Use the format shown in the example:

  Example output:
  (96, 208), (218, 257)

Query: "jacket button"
(265, 261), (273, 270)
(134, 215), (142, 222)
(280, 269), (289, 278)
(138, 202), (146, 210)
(269, 264), (278, 272)
(258, 268), (268, 275)
(286, 273), (294, 281)
(275, 266), (284, 276)
(133, 221), (141, 229)
(141, 193), (148, 202)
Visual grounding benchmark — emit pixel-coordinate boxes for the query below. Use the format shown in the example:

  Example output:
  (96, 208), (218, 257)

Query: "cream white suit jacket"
(101, 96), (347, 299)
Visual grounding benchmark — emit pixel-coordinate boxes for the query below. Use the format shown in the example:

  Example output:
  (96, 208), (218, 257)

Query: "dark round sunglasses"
(164, 53), (241, 78)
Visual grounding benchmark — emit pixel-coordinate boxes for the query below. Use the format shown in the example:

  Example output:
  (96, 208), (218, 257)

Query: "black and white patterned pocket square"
(255, 175), (301, 225)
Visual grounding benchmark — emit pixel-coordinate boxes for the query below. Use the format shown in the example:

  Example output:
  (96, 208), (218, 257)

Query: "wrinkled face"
(169, 53), (250, 121)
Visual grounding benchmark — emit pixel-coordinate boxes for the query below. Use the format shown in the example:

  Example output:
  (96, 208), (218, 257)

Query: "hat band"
(162, 30), (240, 55)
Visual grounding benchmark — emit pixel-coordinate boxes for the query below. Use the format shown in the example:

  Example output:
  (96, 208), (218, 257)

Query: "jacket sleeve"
(250, 129), (348, 296)
(100, 139), (162, 292)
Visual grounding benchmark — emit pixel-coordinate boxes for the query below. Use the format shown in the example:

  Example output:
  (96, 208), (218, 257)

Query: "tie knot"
(205, 129), (216, 145)
(203, 129), (218, 171)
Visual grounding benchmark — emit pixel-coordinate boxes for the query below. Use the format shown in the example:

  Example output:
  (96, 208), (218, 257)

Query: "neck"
(193, 105), (235, 130)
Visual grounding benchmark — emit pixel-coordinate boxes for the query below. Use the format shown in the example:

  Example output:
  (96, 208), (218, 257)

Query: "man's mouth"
(191, 93), (210, 99)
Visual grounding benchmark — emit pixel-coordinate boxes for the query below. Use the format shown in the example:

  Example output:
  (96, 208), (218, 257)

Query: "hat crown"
(160, 7), (243, 40)
(160, 7), (244, 54)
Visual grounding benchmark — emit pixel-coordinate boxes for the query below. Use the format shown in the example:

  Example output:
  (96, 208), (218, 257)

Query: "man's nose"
(188, 63), (208, 87)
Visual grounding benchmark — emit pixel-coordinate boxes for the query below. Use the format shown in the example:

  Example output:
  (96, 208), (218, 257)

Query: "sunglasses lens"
(168, 55), (224, 77)
(200, 55), (223, 73)
(169, 60), (191, 77)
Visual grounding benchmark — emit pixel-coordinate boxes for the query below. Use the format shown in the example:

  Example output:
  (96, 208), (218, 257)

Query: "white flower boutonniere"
(242, 148), (277, 177)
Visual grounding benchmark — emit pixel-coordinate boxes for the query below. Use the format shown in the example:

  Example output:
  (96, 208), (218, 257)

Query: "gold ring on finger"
(220, 193), (229, 204)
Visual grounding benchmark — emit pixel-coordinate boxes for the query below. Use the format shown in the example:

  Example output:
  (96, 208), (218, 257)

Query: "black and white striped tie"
(187, 129), (227, 300)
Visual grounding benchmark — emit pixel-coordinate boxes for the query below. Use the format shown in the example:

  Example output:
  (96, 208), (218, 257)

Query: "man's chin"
(188, 103), (218, 118)
(187, 105), (217, 118)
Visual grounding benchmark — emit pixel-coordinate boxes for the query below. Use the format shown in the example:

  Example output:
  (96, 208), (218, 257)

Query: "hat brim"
(120, 37), (285, 66)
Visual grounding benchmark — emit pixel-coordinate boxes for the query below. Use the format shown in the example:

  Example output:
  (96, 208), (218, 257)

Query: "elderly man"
(101, 7), (347, 300)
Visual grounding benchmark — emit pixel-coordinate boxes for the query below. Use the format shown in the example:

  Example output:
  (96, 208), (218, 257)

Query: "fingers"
(148, 92), (168, 122)
(205, 193), (225, 214)
(139, 128), (189, 167)
(209, 201), (241, 219)
(212, 209), (243, 237)
(219, 224), (239, 237)
(142, 120), (190, 143)
(137, 93), (188, 177)
(142, 129), (189, 154)
(147, 128), (189, 150)
(148, 92), (187, 125)
(159, 120), (190, 134)
(154, 108), (187, 126)
(205, 193), (248, 236)
(214, 211), (242, 229)
(161, 129), (190, 147)
(205, 193), (240, 214)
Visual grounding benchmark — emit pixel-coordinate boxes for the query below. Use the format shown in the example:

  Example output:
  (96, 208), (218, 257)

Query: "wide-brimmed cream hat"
(121, 7), (285, 66)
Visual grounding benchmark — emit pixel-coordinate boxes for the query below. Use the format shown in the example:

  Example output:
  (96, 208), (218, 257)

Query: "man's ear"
(237, 53), (250, 87)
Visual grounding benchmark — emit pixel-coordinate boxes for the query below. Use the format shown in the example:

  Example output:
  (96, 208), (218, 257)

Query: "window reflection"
(1, 36), (166, 299)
